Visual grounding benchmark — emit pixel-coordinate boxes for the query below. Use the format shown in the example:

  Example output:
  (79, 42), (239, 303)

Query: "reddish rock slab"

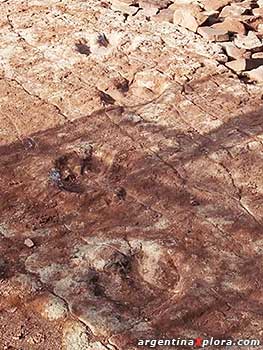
(197, 26), (230, 41)
(0, 1), (263, 350)
(212, 17), (246, 34)
(173, 3), (209, 32)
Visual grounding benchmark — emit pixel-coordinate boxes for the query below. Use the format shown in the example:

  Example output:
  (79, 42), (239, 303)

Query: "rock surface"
(173, 3), (208, 33)
(197, 26), (230, 41)
(0, 1), (263, 350)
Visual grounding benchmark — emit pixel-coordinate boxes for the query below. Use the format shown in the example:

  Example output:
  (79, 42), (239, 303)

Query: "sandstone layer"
(0, 1), (263, 350)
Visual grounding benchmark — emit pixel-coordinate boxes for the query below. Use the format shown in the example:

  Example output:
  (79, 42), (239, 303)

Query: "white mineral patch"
(42, 295), (68, 321)
(62, 321), (108, 350)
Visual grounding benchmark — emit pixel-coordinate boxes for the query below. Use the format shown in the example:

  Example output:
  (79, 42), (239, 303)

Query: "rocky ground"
(0, 0), (263, 349)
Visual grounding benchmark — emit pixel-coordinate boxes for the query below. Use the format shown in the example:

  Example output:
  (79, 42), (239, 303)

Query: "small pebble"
(24, 238), (34, 248)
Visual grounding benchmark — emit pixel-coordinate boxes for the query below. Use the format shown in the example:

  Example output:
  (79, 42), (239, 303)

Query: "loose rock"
(220, 4), (247, 17)
(110, 0), (138, 15)
(197, 26), (230, 41)
(24, 238), (34, 248)
(212, 17), (246, 34)
(225, 58), (263, 72)
(225, 58), (247, 72)
(220, 41), (249, 59)
(245, 65), (263, 83)
(234, 31), (263, 50)
(173, 3), (208, 32)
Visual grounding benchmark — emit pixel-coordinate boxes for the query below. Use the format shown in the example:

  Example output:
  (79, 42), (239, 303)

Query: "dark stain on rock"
(49, 154), (84, 193)
(86, 269), (106, 297)
(105, 251), (132, 277)
(98, 90), (115, 105)
(115, 77), (130, 93)
(97, 33), (109, 47)
(75, 39), (91, 56)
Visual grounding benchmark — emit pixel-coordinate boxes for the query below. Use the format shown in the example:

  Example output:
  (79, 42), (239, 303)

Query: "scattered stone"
(202, 0), (230, 11)
(152, 8), (174, 23)
(139, 1), (159, 16)
(220, 41), (249, 59)
(234, 31), (263, 50)
(110, 0), (138, 15)
(244, 65), (263, 83)
(197, 26), (230, 41)
(252, 8), (263, 16)
(252, 52), (263, 58)
(225, 58), (263, 73)
(24, 238), (34, 248)
(212, 17), (246, 34)
(220, 4), (247, 17)
(173, 3), (208, 32)
(235, 0), (255, 10)
(225, 58), (247, 72)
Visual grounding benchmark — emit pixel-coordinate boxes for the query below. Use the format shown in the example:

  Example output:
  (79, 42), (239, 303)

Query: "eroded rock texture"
(0, 1), (263, 349)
